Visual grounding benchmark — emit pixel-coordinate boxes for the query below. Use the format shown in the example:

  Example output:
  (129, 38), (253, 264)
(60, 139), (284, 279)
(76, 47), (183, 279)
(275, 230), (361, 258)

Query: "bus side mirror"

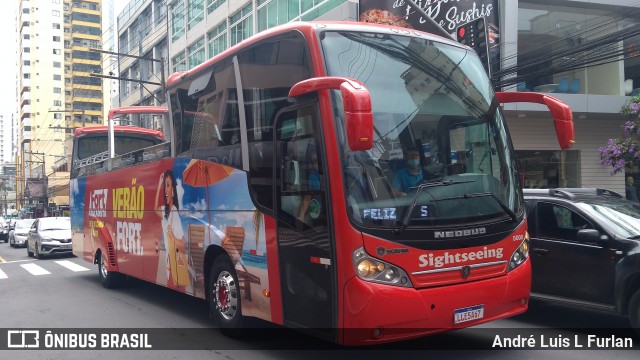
(289, 77), (373, 151)
(495, 92), (575, 150)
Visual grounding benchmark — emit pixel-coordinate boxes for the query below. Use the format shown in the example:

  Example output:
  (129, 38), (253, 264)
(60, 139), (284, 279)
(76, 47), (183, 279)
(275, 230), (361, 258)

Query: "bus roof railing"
(74, 125), (165, 139)
(107, 106), (168, 120)
(73, 151), (109, 169)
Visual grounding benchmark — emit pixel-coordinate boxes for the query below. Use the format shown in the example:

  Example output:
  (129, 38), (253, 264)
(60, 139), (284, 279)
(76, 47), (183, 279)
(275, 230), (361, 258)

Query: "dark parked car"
(523, 188), (640, 333)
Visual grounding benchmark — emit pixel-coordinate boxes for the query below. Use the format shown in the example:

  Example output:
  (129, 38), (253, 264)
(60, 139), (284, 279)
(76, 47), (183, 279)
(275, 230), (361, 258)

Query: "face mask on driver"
(407, 159), (420, 168)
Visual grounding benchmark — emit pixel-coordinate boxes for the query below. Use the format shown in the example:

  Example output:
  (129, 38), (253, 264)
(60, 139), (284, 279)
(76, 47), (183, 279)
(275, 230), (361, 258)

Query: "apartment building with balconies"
(15, 0), (105, 214)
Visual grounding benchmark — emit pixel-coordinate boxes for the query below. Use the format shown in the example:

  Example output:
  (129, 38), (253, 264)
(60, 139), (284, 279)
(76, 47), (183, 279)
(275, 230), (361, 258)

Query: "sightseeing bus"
(71, 22), (574, 345)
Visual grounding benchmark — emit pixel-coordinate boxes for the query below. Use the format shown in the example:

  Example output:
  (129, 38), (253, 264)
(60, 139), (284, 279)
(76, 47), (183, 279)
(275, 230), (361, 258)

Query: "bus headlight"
(352, 247), (413, 287)
(508, 232), (529, 272)
(356, 259), (384, 277)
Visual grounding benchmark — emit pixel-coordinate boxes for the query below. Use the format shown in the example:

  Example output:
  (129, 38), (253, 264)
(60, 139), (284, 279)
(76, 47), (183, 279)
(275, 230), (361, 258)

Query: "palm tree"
(253, 210), (263, 250)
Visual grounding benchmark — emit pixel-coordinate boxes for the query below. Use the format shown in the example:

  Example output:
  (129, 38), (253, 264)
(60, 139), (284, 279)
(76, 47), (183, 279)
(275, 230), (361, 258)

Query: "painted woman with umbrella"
(155, 169), (190, 290)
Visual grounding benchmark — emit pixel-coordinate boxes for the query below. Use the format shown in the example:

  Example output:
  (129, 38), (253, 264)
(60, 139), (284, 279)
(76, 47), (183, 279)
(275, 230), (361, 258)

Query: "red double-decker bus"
(70, 106), (168, 178)
(71, 22), (574, 345)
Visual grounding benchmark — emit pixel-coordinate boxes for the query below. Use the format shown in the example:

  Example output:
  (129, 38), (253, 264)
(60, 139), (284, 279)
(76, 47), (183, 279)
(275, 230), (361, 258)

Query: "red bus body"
(71, 22), (574, 345)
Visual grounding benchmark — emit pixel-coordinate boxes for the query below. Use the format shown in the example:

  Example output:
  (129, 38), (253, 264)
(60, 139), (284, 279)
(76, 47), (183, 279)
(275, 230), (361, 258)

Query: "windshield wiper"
(393, 179), (476, 234)
(437, 192), (518, 223)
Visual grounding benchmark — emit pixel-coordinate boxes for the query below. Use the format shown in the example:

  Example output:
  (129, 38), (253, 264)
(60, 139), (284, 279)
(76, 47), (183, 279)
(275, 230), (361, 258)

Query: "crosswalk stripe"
(0, 259), (33, 264)
(55, 260), (90, 272)
(0, 268), (6, 279)
(20, 263), (51, 276)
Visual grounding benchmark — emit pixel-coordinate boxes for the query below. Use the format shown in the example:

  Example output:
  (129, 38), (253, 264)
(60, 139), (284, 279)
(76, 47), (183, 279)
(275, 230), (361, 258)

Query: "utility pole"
(15, 147), (20, 212)
(24, 151), (46, 217)
(24, 152), (46, 177)
(89, 48), (166, 103)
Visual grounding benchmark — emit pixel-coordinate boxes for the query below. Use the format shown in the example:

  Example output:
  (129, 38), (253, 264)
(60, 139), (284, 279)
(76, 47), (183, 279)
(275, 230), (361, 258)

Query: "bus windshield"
(321, 31), (521, 228)
(76, 135), (160, 160)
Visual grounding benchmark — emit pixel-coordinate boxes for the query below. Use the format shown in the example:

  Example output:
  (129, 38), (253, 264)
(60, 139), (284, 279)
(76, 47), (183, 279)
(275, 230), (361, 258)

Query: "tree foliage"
(600, 95), (640, 175)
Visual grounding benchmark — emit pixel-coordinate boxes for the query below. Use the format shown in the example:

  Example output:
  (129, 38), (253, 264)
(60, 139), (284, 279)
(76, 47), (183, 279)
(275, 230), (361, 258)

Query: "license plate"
(454, 304), (484, 324)
(61, 245), (72, 250)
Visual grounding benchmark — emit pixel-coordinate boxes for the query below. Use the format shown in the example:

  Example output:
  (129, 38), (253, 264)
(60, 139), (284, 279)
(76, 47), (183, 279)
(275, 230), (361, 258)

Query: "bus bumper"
(341, 259), (530, 345)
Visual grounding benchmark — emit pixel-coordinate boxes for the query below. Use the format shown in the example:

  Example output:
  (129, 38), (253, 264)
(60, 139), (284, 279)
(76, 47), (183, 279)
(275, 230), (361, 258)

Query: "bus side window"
(237, 32), (311, 212)
(280, 141), (302, 219)
(277, 109), (325, 227)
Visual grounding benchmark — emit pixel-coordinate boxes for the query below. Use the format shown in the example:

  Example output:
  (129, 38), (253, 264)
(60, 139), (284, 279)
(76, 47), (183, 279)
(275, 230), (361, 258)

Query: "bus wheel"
(630, 289), (640, 335)
(99, 251), (122, 289)
(209, 257), (243, 336)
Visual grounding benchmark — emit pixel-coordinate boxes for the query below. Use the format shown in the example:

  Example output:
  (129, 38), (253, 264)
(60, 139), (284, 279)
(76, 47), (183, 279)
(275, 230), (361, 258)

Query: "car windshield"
(576, 198), (640, 238)
(321, 31), (521, 229)
(16, 220), (35, 229)
(39, 218), (71, 231)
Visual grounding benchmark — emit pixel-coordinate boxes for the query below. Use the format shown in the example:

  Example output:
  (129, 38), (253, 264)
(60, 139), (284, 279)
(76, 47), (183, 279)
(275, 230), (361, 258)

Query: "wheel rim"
(100, 255), (109, 279)
(214, 270), (238, 320)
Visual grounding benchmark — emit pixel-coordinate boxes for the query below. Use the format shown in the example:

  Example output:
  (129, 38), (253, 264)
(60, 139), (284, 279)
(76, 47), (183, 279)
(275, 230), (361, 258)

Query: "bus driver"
(391, 146), (423, 197)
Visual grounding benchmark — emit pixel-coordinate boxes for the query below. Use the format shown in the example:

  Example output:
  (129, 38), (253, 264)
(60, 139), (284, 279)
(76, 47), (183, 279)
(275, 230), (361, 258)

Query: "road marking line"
(0, 259), (34, 265)
(55, 260), (90, 272)
(20, 263), (51, 276)
(0, 269), (7, 279)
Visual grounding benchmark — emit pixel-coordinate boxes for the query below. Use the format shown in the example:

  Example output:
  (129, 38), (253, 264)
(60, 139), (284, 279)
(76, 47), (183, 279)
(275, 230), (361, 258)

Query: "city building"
(117, 0), (168, 109)
(16, 0), (104, 217)
(113, 0), (640, 196)
(0, 113), (17, 216)
(104, 0), (119, 108)
(501, 0), (639, 196)
(0, 114), (14, 166)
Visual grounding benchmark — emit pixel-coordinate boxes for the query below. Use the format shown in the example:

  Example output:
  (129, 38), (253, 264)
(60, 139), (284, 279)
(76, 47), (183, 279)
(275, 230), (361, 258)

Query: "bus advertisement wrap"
(71, 158), (271, 320)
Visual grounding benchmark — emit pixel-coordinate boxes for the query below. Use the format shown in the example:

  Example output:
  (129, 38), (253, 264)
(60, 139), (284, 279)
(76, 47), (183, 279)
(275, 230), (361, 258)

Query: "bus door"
(274, 103), (336, 339)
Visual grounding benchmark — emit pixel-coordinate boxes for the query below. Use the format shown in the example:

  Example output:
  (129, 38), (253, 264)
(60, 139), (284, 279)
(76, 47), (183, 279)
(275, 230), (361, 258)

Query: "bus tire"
(630, 289), (640, 335)
(209, 257), (243, 337)
(98, 251), (122, 289)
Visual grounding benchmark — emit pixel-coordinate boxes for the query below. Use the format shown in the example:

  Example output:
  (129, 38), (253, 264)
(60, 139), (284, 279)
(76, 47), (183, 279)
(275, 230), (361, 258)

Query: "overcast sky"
(0, 0), (130, 118)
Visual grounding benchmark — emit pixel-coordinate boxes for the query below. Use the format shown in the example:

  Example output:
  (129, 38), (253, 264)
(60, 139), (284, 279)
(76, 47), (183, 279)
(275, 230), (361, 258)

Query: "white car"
(9, 219), (36, 248)
(26, 217), (72, 258)
(0, 217), (7, 242)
